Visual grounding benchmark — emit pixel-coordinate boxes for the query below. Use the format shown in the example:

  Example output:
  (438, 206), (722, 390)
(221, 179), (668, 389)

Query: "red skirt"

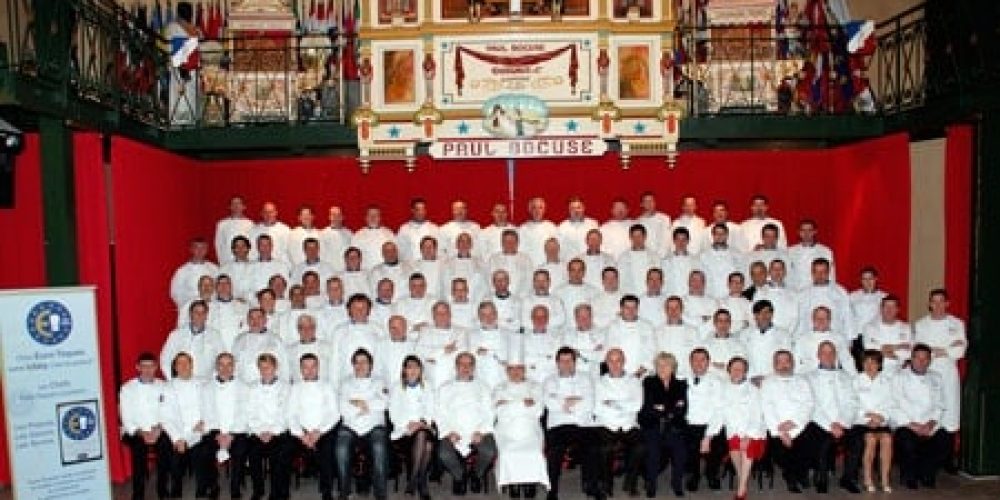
(727, 436), (766, 460)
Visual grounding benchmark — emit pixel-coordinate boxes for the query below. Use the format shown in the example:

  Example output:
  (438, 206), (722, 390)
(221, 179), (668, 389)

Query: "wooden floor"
(11, 468), (992, 500)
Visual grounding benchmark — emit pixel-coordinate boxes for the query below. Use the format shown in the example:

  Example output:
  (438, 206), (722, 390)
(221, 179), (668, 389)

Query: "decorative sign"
(482, 94), (549, 138)
(0, 287), (111, 500)
(429, 136), (607, 159)
(439, 36), (595, 106)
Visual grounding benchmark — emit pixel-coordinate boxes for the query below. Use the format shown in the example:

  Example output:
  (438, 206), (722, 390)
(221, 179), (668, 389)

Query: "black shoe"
(816, 478), (829, 494)
(405, 480), (416, 495)
(644, 480), (656, 498)
(419, 495), (431, 500)
(905, 479), (918, 490)
(547, 491), (559, 500)
(470, 474), (483, 493)
(707, 477), (721, 491)
(453, 476), (468, 496)
(919, 476), (937, 488)
(509, 485), (522, 498)
(524, 484), (538, 498)
(787, 481), (802, 494)
(839, 478), (861, 494)
(673, 487), (685, 497)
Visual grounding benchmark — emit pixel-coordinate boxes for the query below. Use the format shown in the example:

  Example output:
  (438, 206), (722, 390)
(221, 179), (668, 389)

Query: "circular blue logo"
(61, 406), (97, 441)
(26, 300), (73, 346)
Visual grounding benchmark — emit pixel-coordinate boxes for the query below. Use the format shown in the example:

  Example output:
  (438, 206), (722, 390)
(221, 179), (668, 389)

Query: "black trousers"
(769, 430), (811, 485)
(437, 434), (497, 480)
(895, 427), (951, 483)
(799, 422), (863, 482)
(164, 437), (211, 495)
(196, 431), (251, 497)
(291, 429), (337, 496)
(684, 424), (726, 482)
(593, 427), (643, 492)
(545, 424), (597, 494)
(124, 431), (172, 499)
(642, 426), (687, 491)
(247, 432), (294, 499)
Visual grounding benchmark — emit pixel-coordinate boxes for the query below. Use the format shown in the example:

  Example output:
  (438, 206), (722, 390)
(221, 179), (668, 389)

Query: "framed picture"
(378, 47), (419, 107)
(617, 44), (651, 100)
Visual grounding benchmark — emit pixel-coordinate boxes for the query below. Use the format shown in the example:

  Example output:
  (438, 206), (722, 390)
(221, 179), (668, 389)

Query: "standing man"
(120, 353), (171, 500)
(320, 205), (353, 268)
(787, 219), (836, 290)
(170, 237), (220, 309)
(520, 197), (560, 267)
(557, 196), (599, 260)
(803, 342), (863, 493)
(741, 195), (788, 250)
(599, 198), (635, 258)
(288, 205), (323, 266)
(398, 198), (441, 262)
(671, 195), (706, 255)
(352, 205), (396, 271)
(543, 347), (596, 500)
(248, 202), (291, 262)
(479, 202), (517, 260)
(636, 191), (673, 257)
(215, 196), (253, 265)
(440, 199), (482, 256)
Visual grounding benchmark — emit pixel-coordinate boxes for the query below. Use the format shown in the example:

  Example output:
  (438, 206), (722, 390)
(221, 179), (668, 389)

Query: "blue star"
(566, 120), (579, 133)
(633, 122), (647, 134)
(457, 122), (470, 135)
(388, 125), (401, 138)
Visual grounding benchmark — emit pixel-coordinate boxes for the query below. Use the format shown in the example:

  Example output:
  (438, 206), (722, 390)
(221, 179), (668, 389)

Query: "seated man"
(436, 352), (498, 495)
(287, 353), (339, 500)
(160, 352), (209, 498)
(241, 353), (294, 500)
(119, 352), (171, 500)
(893, 343), (951, 489)
(197, 352), (250, 499)
(592, 348), (643, 498)
(759, 350), (814, 493)
(802, 341), (862, 493)
(494, 348), (550, 498)
(335, 348), (390, 500)
(543, 347), (596, 499)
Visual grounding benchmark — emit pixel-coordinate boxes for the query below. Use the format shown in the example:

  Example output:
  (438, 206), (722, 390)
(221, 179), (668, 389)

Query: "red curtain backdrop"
(944, 125), (972, 323)
(0, 133), (46, 287)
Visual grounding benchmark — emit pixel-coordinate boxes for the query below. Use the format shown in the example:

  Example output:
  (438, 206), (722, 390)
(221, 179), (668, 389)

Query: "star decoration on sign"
(633, 122), (647, 134)
(457, 121), (470, 135)
(387, 126), (401, 138)
(566, 120), (579, 132)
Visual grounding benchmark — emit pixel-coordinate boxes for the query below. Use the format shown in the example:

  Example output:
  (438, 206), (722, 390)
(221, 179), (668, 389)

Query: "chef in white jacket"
(520, 197), (560, 267)
(699, 202), (748, 254)
(442, 233), (489, 302)
(681, 270), (720, 336)
(654, 296), (701, 380)
(637, 192), (673, 257)
(377, 315), (418, 384)
(493, 344), (550, 496)
(796, 306), (859, 375)
(487, 230), (535, 298)
(439, 199), (482, 257)
(412, 237), (447, 298)
(700, 224), (744, 300)
(892, 344), (951, 489)
(177, 275), (216, 328)
(599, 199), (635, 258)
(577, 229), (617, 289)
(848, 267), (887, 342)
(170, 237), (221, 309)
(671, 196), (706, 255)
(290, 238), (337, 288)
(557, 196), (599, 261)
(468, 301), (512, 389)
(285, 314), (334, 383)
(286, 352), (339, 500)
(248, 235), (291, 298)
(369, 241), (415, 301)
(543, 346), (596, 498)
(591, 267), (624, 329)
(478, 202), (518, 260)
(237, 353), (293, 500)
(802, 341), (863, 493)
(913, 289), (966, 437)
(684, 348), (727, 491)
(119, 352), (171, 499)
(338, 247), (373, 298)
(319, 206), (353, 268)
(862, 296), (913, 373)
(161, 300), (225, 381)
(661, 227), (702, 298)
(389, 355), (438, 498)
(435, 352), (498, 495)
(232, 308), (289, 384)
(787, 219), (836, 290)
(592, 348), (644, 497)
(335, 348), (390, 499)
(352, 206), (396, 271)
(160, 353), (209, 496)
(394, 273), (438, 329)
(740, 195), (788, 250)
(696, 309), (748, 376)
(553, 258), (600, 320)
(198, 353), (249, 499)
(330, 294), (382, 383)
(220, 236), (255, 302)
(759, 350), (815, 493)
(797, 258), (853, 337)
(247, 202), (291, 262)
(490, 269), (524, 331)
(616, 224), (661, 296)
(397, 198), (441, 263)
(740, 299), (792, 383)
(214, 196), (253, 265)
(522, 305), (561, 384)
(522, 269), (567, 331)
(415, 301), (470, 388)
(287, 206), (323, 266)
(560, 303), (608, 378)
(605, 295), (654, 378)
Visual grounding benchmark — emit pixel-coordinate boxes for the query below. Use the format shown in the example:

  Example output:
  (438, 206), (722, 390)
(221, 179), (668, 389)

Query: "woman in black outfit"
(639, 352), (690, 498)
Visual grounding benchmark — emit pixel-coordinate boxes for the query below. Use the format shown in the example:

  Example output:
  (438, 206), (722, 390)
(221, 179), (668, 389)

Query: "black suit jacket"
(638, 375), (689, 432)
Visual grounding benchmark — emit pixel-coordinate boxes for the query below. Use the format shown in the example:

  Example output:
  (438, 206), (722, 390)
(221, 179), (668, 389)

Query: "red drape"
(944, 125), (972, 323)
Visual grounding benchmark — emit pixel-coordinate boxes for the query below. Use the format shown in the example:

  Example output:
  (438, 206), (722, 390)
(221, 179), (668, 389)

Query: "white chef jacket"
(287, 379), (339, 436)
(520, 330), (560, 384)
(287, 226), (323, 266)
(338, 269), (373, 299)
(493, 379), (550, 489)
(285, 338), (335, 383)
(913, 314), (966, 431)
(170, 260), (221, 308)
(392, 294), (437, 328)
(794, 330), (858, 375)
(681, 294), (719, 336)
(248, 258), (291, 298)
(786, 243), (836, 291)
(389, 381), (437, 440)
(415, 325), (471, 388)
(553, 282), (600, 321)
(487, 252), (535, 297)
(537, 261), (568, 291)
(686, 371), (724, 426)
(616, 248), (661, 296)
(521, 293), (567, 331)
(240, 377), (290, 435)
(699, 221), (748, 254)
(754, 285), (800, 335)
(558, 326), (608, 377)
(439, 220), (482, 256)
(120, 377), (166, 434)
(160, 377), (206, 445)
(351, 226), (396, 271)
(661, 252), (703, 298)
(720, 295), (754, 332)
(543, 372), (596, 428)
(248, 221), (292, 262)
(671, 215), (707, 255)
(576, 251), (617, 289)
(208, 298), (248, 352)
(797, 282), (854, 337)
(232, 330), (289, 384)
(339, 375), (389, 435)
(696, 334), (748, 376)
(519, 220), (561, 267)
(853, 371), (897, 427)
(435, 378), (495, 456)
(290, 260), (336, 288)
(397, 220), (441, 263)
(699, 246), (743, 300)
(200, 376), (247, 434)
(468, 326), (513, 389)
(219, 260), (255, 302)
(862, 320), (913, 372)
(376, 336), (417, 385)
(706, 379), (766, 439)
(593, 373), (642, 431)
(369, 261), (415, 301)
(739, 324), (792, 379)
(410, 259), (445, 298)
(591, 290), (624, 329)
(741, 216), (788, 250)
(215, 216), (253, 265)
(637, 212), (673, 258)
(319, 226), (353, 269)
(605, 318), (655, 375)
(637, 292), (667, 328)
(477, 224), (518, 260)
(760, 373), (814, 439)
(892, 367), (945, 432)
(442, 255), (488, 301)
(849, 289), (886, 337)
(331, 321), (382, 382)
(491, 293), (524, 331)
(598, 219), (635, 259)
(805, 368), (859, 432)
(654, 322), (702, 379)
(557, 218), (599, 261)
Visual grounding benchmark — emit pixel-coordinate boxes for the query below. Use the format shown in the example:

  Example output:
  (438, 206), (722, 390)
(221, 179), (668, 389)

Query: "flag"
(844, 20), (875, 55)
